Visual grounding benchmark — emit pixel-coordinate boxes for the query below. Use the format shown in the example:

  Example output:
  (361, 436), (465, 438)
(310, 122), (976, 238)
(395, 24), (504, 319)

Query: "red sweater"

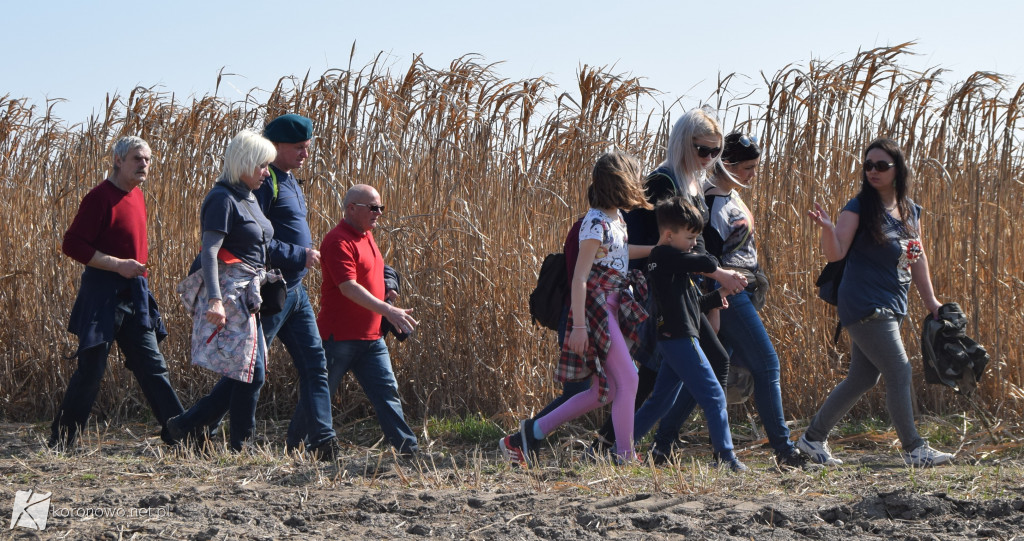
(62, 180), (148, 269)
(318, 220), (385, 341)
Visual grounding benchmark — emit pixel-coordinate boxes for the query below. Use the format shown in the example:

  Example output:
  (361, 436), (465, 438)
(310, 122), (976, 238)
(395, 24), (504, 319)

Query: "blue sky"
(5, 0), (1022, 125)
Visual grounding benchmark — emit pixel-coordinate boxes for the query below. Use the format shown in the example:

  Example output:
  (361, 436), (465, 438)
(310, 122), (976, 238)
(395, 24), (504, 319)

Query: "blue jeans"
(259, 284), (336, 449)
(805, 311), (924, 451)
(51, 300), (184, 444)
(652, 313), (730, 447)
(635, 337), (734, 458)
(534, 305), (590, 419)
(325, 338), (418, 454)
(716, 290), (795, 455)
(177, 323), (266, 451)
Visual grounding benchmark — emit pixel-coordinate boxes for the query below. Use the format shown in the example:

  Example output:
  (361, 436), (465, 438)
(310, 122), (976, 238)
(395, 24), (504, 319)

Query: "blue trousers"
(325, 338), (418, 454)
(177, 323), (266, 451)
(635, 337), (735, 458)
(258, 284), (336, 450)
(52, 300), (183, 444)
(716, 290), (795, 455)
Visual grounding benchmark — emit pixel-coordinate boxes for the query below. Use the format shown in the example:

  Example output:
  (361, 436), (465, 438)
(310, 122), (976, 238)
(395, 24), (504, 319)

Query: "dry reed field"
(1, 44), (1021, 439)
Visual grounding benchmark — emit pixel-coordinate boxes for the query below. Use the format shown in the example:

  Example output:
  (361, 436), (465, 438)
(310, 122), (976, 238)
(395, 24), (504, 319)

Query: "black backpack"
(529, 252), (569, 331)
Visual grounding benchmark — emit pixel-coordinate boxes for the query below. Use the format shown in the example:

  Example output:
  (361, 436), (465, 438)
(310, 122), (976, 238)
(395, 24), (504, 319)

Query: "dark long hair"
(857, 137), (915, 243)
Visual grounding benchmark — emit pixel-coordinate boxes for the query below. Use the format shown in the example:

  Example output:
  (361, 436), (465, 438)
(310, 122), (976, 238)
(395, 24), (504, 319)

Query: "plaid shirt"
(556, 265), (649, 403)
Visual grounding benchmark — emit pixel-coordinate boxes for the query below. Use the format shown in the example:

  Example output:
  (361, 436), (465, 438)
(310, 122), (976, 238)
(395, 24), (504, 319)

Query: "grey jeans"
(805, 309), (925, 452)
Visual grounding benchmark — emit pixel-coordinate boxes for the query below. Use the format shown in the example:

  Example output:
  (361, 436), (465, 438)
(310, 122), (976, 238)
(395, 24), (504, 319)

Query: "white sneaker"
(796, 434), (844, 466)
(903, 443), (954, 467)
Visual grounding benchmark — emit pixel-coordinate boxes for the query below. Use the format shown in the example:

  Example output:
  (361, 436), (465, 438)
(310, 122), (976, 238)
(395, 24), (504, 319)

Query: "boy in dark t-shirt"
(632, 196), (746, 471)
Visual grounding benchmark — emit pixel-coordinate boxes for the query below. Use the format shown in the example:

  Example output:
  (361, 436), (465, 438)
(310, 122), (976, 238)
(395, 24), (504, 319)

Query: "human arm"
(338, 280), (417, 335)
(383, 264), (400, 303)
(807, 201), (859, 262)
(253, 179), (320, 270)
(199, 230), (227, 327)
(628, 244), (654, 259)
(566, 238), (601, 355)
(910, 223), (942, 318)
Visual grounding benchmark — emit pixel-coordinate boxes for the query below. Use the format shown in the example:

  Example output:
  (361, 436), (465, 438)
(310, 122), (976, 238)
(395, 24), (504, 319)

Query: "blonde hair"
(661, 107), (723, 193)
(220, 129), (277, 186)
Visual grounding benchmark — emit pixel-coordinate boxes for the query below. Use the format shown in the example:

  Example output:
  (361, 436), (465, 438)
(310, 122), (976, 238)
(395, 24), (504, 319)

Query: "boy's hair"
(655, 195), (703, 233)
(587, 150), (652, 211)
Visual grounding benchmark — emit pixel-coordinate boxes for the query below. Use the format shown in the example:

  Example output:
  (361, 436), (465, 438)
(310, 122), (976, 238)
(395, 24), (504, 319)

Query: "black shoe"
(777, 447), (822, 472)
(48, 423), (77, 452)
(310, 439), (344, 462)
(519, 419), (542, 464)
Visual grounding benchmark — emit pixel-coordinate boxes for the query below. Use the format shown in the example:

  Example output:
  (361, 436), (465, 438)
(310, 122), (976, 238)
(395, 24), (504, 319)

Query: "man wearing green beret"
(254, 114), (340, 459)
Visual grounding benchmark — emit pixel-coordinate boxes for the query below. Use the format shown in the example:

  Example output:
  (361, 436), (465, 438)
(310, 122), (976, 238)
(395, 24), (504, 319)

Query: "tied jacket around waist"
(557, 265), (649, 403)
(176, 261), (282, 383)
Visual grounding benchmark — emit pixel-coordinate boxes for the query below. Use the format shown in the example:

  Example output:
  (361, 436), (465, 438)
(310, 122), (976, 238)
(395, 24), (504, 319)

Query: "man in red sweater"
(52, 136), (184, 450)
(318, 184), (419, 455)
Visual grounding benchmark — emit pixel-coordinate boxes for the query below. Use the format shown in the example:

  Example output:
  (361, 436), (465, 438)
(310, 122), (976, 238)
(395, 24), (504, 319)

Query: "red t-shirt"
(317, 219), (385, 341)
(62, 180), (148, 270)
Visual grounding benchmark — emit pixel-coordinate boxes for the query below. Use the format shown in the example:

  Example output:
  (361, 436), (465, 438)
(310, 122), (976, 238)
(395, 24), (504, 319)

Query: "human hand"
(715, 269), (747, 294)
(205, 299), (226, 327)
(718, 290), (730, 309)
(305, 248), (321, 269)
(385, 289), (399, 303)
(384, 305), (418, 335)
(115, 258), (147, 279)
(807, 202), (834, 229)
(567, 327), (588, 356)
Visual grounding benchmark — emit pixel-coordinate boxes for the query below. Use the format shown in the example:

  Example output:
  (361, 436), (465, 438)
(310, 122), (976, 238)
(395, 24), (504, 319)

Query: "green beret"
(264, 114), (313, 143)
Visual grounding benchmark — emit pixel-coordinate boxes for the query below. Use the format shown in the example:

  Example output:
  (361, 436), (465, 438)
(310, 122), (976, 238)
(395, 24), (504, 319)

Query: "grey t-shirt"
(837, 197), (923, 326)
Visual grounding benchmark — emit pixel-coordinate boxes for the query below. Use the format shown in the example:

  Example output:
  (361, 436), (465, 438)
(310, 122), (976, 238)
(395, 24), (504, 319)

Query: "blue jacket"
(67, 267), (166, 355)
(254, 164), (313, 289)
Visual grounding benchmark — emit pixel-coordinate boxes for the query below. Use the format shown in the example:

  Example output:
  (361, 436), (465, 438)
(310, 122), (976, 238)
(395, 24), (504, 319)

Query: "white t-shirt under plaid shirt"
(579, 208), (629, 272)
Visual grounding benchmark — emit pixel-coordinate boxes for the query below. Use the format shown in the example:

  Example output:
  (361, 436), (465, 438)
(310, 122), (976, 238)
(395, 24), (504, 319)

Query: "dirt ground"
(1, 421), (1023, 541)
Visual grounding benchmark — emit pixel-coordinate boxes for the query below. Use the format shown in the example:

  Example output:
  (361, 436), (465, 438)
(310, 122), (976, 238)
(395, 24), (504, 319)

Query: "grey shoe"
(796, 434), (843, 466)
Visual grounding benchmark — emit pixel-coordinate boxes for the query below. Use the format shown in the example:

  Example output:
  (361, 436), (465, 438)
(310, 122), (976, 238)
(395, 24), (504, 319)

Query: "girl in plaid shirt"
(501, 150), (653, 465)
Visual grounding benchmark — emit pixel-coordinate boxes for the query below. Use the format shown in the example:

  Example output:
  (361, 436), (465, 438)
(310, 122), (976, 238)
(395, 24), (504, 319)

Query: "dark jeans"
(325, 337), (418, 454)
(51, 301), (184, 444)
(176, 323), (266, 451)
(259, 284), (336, 450)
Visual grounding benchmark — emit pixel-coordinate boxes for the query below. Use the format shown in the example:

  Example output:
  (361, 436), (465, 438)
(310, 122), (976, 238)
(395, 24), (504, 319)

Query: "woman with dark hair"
(799, 137), (953, 467)
(701, 132), (808, 469)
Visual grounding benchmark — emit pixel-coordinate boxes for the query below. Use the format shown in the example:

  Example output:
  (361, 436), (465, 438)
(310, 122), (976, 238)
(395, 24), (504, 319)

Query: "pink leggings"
(536, 292), (639, 458)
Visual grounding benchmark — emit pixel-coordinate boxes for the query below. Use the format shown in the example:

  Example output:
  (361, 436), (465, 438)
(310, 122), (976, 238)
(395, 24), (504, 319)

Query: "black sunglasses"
(863, 160), (895, 172)
(693, 144), (722, 158)
(738, 134), (758, 147)
(353, 203), (385, 213)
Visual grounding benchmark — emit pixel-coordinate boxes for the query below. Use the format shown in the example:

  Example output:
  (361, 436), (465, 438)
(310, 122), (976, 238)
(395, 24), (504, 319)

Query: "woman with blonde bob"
(592, 108), (750, 463)
(168, 129), (278, 452)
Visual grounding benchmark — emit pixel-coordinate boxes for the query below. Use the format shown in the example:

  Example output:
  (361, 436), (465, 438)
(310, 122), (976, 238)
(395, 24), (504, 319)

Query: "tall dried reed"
(0, 45), (1020, 430)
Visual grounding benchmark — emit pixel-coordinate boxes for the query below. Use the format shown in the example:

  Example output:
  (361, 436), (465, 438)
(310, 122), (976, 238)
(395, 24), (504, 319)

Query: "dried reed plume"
(0, 45), (1020, 433)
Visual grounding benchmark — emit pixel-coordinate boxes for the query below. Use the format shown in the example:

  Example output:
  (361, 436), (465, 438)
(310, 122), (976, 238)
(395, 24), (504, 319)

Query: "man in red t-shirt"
(318, 184), (419, 455)
(51, 136), (184, 450)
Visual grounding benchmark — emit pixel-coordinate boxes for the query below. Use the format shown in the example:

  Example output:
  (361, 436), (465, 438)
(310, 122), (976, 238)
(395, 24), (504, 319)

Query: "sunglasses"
(738, 134), (758, 147)
(353, 203), (385, 213)
(693, 144), (722, 158)
(863, 160), (895, 172)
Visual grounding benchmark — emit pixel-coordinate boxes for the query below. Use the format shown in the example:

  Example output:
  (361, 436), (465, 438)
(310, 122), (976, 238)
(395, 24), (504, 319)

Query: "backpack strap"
(268, 167), (280, 203)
